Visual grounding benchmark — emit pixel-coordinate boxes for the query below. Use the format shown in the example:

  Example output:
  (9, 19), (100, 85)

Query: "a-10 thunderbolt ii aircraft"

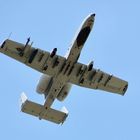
(0, 13), (128, 124)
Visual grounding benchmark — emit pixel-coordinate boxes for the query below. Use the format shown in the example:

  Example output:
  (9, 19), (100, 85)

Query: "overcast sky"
(0, 1), (140, 140)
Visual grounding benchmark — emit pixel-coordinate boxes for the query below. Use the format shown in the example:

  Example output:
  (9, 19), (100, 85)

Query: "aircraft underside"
(0, 13), (128, 124)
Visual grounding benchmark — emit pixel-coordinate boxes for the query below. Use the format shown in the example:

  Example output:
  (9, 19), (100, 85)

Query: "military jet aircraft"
(0, 13), (128, 124)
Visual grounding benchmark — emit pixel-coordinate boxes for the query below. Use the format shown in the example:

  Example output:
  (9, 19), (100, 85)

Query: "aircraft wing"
(0, 39), (66, 77)
(69, 62), (128, 95)
(1, 39), (128, 96)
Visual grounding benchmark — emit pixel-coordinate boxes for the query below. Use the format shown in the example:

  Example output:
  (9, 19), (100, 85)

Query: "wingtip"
(122, 84), (128, 95)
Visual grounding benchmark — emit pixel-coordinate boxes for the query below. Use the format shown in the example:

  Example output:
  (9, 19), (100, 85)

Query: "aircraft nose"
(88, 13), (96, 21)
(89, 13), (95, 19)
(91, 13), (96, 17)
(87, 13), (95, 24)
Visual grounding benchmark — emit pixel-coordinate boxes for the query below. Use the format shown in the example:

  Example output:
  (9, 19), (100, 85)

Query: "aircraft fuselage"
(39, 14), (95, 118)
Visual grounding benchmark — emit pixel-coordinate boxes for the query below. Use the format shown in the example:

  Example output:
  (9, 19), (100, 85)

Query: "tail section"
(20, 93), (68, 124)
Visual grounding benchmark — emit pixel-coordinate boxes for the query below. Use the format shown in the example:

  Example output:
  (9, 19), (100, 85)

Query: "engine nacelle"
(57, 83), (72, 101)
(36, 75), (72, 101)
(36, 75), (52, 95)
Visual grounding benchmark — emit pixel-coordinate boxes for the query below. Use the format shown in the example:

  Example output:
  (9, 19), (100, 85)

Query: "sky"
(0, 0), (140, 140)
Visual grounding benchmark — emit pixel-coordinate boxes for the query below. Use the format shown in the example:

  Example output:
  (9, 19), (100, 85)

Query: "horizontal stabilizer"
(20, 93), (68, 124)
